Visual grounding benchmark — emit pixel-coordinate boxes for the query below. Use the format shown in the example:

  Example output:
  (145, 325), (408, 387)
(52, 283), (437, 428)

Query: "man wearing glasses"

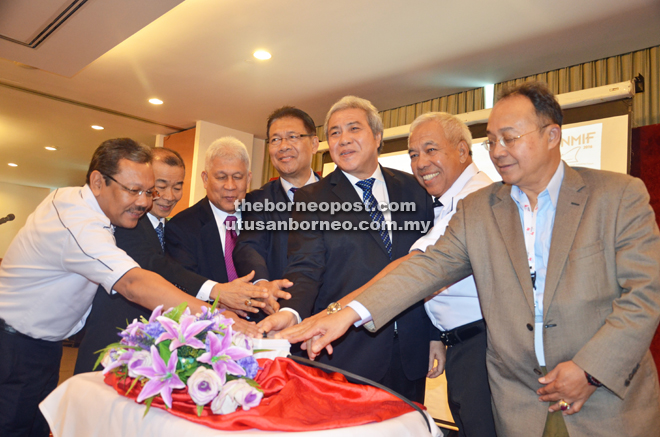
(284, 82), (660, 436)
(0, 139), (220, 437)
(233, 106), (321, 315)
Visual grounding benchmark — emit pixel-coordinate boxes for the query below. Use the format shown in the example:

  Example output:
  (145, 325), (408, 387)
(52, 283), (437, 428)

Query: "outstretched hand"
(260, 279), (293, 315)
(277, 308), (360, 359)
(211, 271), (269, 314)
(257, 310), (297, 337)
(537, 360), (597, 415)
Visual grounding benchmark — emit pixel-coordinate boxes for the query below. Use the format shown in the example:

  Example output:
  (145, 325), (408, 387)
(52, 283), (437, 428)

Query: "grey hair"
(409, 112), (473, 155)
(205, 136), (250, 172)
(324, 96), (384, 151)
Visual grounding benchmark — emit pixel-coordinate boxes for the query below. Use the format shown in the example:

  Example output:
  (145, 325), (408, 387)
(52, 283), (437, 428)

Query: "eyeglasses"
(267, 133), (314, 147)
(103, 173), (156, 198)
(481, 124), (551, 151)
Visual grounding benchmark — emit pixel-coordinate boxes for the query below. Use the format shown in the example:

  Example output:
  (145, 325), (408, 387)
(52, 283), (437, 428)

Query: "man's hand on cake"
(260, 279), (293, 315)
(278, 308), (359, 357)
(210, 271), (269, 314)
(223, 310), (261, 337)
(257, 310), (297, 336)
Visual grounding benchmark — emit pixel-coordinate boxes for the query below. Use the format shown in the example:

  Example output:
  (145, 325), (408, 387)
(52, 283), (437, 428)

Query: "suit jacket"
(358, 164), (660, 436)
(284, 166), (434, 382)
(234, 178), (293, 281)
(74, 214), (207, 374)
(165, 197), (229, 284)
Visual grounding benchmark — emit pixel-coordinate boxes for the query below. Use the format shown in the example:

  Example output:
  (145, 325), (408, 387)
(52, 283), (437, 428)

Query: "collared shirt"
(511, 161), (564, 366)
(411, 163), (492, 331)
(280, 170), (319, 202)
(146, 212), (217, 302)
(0, 185), (139, 341)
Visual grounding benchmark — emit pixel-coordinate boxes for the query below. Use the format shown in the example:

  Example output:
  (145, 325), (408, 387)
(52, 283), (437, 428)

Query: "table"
(41, 372), (441, 437)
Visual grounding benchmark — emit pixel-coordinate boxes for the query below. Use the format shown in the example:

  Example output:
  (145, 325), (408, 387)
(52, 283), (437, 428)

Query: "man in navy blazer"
(260, 96), (434, 403)
(234, 107), (320, 304)
(74, 148), (266, 373)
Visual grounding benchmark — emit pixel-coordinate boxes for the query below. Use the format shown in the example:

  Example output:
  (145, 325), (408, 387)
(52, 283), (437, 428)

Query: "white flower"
(232, 331), (253, 352)
(211, 379), (262, 415)
(211, 388), (239, 414)
(187, 367), (223, 406)
(127, 350), (153, 378)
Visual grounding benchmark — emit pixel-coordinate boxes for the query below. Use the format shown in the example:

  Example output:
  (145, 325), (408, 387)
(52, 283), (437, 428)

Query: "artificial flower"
(197, 331), (250, 385)
(187, 367), (223, 405)
(133, 346), (185, 409)
(156, 313), (213, 351)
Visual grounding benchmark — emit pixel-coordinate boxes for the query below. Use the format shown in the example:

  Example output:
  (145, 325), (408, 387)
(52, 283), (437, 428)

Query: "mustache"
(128, 206), (148, 214)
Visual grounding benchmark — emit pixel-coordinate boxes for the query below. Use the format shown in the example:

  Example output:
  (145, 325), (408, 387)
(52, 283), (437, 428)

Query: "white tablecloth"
(40, 372), (441, 437)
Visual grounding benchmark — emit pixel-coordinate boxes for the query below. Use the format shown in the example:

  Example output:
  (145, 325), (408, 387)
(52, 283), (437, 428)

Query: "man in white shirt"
(0, 138), (216, 437)
(74, 148), (267, 373)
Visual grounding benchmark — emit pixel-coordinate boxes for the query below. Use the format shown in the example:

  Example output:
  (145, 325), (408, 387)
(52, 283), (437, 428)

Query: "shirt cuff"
(346, 301), (373, 327)
(197, 280), (217, 302)
(279, 307), (301, 324)
(253, 279), (267, 284)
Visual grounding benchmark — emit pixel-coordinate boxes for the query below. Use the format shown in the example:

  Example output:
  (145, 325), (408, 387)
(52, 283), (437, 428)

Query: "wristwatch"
(326, 301), (342, 315)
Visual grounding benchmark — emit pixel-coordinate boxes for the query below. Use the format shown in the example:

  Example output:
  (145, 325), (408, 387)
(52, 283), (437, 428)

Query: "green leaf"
(243, 378), (263, 391)
(143, 396), (154, 417)
(210, 288), (221, 312)
(158, 341), (172, 363)
(91, 343), (138, 371)
(196, 404), (204, 417)
(165, 302), (189, 323)
(125, 376), (141, 396)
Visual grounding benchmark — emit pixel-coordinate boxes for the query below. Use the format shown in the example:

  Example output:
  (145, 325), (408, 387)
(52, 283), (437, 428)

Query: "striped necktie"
(355, 178), (392, 259)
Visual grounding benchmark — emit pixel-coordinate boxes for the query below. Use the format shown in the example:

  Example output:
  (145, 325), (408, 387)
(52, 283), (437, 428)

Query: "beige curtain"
(495, 45), (659, 128)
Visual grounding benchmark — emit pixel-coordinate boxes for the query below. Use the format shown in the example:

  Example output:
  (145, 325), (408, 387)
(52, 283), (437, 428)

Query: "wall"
(0, 181), (50, 258)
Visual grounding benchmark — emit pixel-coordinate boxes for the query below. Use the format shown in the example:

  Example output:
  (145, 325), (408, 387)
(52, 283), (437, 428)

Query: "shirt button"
(526, 324), (534, 331)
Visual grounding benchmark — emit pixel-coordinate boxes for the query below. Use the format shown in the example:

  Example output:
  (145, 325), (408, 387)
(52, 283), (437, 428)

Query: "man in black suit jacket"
(74, 148), (266, 373)
(166, 137), (285, 322)
(234, 107), (320, 305)
(260, 97), (434, 403)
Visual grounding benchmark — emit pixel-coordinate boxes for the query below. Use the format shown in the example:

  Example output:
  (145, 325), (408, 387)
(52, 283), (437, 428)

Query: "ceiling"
(1, 0), (659, 189)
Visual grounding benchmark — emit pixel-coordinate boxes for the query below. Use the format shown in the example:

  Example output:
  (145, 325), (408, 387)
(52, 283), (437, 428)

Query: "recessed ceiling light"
(91, 125), (104, 130)
(253, 50), (271, 60)
(8, 163), (18, 167)
(149, 98), (163, 105)
(45, 146), (57, 151)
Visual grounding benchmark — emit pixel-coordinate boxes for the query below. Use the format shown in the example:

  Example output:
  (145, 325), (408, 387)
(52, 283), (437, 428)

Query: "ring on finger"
(559, 400), (570, 411)
(245, 299), (252, 306)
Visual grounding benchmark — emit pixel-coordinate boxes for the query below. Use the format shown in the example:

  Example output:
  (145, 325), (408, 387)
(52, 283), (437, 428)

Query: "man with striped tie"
(259, 96), (434, 403)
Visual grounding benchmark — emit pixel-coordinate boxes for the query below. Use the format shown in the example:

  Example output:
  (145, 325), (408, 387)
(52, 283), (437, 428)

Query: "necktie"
(224, 216), (239, 281)
(289, 187), (298, 202)
(155, 221), (165, 252)
(355, 178), (392, 259)
(432, 197), (443, 208)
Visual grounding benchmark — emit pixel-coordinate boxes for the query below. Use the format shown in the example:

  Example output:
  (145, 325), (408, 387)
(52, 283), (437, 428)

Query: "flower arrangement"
(97, 303), (263, 416)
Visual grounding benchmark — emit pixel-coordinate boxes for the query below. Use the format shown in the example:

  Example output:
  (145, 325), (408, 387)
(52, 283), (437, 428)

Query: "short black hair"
(153, 147), (185, 169)
(498, 81), (564, 127)
(266, 106), (316, 138)
(86, 138), (152, 185)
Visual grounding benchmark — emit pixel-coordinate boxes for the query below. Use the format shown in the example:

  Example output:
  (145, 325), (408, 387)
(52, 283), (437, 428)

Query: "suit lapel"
(199, 198), (228, 281)
(330, 168), (389, 256)
(492, 183), (536, 314)
(543, 165), (588, 314)
(141, 215), (163, 254)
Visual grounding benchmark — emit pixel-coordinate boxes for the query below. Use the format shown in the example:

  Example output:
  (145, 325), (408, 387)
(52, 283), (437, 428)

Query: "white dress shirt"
(413, 163), (492, 331)
(280, 170), (319, 202)
(0, 185), (139, 341)
(146, 213), (217, 302)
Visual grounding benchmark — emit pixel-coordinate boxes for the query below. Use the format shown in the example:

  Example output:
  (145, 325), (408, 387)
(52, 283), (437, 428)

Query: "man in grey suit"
(283, 82), (660, 437)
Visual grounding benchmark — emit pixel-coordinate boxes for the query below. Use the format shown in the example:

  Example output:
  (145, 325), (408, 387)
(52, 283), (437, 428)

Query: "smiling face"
(327, 108), (381, 179)
(91, 158), (155, 228)
(408, 120), (470, 198)
(150, 159), (185, 219)
(201, 156), (251, 213)
(268, 117), (318, 184)
(486, 95), (561, 200)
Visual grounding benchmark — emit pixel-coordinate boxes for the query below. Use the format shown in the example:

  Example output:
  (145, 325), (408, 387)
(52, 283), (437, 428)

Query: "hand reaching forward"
(537, 360), (597, 415)
(259, 279), (293, 315)
(257, 310), (297, 337)
(223, 310), (260, 338)
(210, 271), (269, 314)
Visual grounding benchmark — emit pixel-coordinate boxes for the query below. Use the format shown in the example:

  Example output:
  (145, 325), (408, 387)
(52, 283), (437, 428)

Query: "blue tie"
(155, 221), (165, 252)
(355, 178), (392, 259)
(432, 197), (443, 208)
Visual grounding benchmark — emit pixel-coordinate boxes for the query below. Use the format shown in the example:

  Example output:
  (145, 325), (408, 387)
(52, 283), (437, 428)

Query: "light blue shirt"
(510, 161), (564, 366)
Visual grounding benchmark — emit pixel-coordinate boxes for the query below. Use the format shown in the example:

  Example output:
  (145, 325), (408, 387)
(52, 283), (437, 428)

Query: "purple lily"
(101, 348), (134, 375)
(156, 314), (213, 351)
(197, 331), (250, 385)
(133, 345), (185, 409)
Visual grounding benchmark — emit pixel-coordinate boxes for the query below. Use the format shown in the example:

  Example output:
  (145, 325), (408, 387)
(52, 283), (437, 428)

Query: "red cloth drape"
(104, 357), (421, 431)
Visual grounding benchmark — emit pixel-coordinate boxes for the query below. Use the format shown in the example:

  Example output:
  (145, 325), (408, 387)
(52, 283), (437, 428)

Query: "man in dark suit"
(233, 106), (320, 307)
(166, 137), (286, 322)
(259, 96), (434, 403)
(74, 148), (266, 373)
